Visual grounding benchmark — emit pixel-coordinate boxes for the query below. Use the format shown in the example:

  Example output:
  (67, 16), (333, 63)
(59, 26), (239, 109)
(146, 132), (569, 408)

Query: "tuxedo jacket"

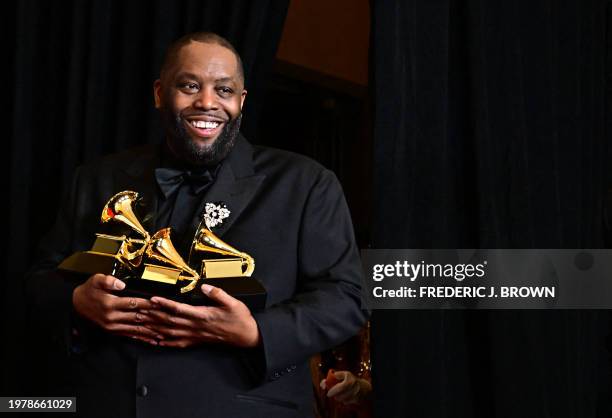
(26, 136), (367, 418)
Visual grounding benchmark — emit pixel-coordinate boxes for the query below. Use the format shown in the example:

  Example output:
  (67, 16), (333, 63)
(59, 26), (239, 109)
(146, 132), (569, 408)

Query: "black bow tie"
(155, 167), (215, 198)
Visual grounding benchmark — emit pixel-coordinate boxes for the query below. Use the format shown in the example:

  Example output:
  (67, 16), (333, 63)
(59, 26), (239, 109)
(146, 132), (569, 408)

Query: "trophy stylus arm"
(127, 238), (148, 245)
(242, 255), (255, 277)
(178, 277), (198, 293)
(121, 240), (147, 261)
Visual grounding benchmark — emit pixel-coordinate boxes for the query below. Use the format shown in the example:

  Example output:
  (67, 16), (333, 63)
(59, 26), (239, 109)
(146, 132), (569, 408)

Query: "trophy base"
(57, 251), (267, 311)
(58, 251), (120, 276)
(57, 267), (267, 311)
(123, 276), (267, 310)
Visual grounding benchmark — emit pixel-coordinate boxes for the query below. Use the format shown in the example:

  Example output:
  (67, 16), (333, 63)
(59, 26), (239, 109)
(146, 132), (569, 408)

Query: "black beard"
(162, 109), (242, 167)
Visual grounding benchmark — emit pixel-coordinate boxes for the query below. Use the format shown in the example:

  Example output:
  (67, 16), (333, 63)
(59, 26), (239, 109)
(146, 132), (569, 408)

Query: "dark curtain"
(371, 1), (611, 417)
(2, 0), (288, 394)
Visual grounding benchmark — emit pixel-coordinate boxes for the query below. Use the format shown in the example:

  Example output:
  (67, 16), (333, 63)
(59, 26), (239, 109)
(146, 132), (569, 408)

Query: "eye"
(217, 86), (234, 97)
(178, 82), (199, 93)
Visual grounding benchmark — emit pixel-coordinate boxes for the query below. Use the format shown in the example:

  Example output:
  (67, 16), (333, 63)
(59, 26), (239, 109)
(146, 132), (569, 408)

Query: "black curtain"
(372, 1), (611, 417)
(3, 0), (288, 394)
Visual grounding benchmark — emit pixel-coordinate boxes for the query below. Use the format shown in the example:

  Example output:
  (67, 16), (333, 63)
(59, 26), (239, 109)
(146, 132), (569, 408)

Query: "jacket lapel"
(110, 138), (264, 239)
(188, 136), (266, 239)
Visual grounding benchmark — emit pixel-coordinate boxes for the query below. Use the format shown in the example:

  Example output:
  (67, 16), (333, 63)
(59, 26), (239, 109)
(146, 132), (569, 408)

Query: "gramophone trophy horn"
(145, 228), (200, 293)
(191, 226), (255, 278)
(102, 191), (150, 238)
(101, 190), (150, 267)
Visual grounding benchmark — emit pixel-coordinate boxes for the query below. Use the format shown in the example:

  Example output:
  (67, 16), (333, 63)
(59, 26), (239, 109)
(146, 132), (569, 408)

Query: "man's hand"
(142, 284), (260, 348)
(72, 274), (161, 344)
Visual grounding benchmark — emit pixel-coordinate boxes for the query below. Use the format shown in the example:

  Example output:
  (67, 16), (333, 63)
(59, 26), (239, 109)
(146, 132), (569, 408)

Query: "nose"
(194, 87), (218, 110)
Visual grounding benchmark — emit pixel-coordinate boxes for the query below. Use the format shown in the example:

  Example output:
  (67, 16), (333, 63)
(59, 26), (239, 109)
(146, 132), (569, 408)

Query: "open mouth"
(185, 119), (224, 139)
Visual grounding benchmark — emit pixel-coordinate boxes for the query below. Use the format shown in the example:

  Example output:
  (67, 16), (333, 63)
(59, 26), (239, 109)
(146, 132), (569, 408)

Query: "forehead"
(170, 41), (239, 80)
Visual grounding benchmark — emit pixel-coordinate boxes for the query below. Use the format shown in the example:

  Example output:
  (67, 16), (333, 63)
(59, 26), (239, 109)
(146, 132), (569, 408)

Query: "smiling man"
(27, 32), (366, 418)
(155, 36), (246, 167)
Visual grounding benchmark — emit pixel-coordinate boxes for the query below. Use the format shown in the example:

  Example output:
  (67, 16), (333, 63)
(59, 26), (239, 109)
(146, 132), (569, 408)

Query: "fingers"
(108, 323), (161, 340)
(149, 297), (206, 320)
(108, 310), (154, 325)
(102, 310), (166, 342)
(325, 371), (364, 405)
(99, 306), (163, 339)
(326, 383), (345, 398)
(323, 373), (365, 403)
(334, 371), (350, 381)
(128, 335), (159, 345)
(145, 325), (194, 339)
(201, 284), (239, 308)
(116, 330), (159, 346)
(158, 338), (195, 348)
(91, 274), (125, 291)
(144, 318), (219, 341)
(334, 383), (361, 403)
(327, 372), (355, 398)
(143, 308), (195, 328)
(113, 297), (156, 311)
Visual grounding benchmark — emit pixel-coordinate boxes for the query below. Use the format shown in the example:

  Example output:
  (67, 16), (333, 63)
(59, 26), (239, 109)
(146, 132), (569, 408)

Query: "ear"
(153, 79), (162, 109)
(240, 89), (247, 110)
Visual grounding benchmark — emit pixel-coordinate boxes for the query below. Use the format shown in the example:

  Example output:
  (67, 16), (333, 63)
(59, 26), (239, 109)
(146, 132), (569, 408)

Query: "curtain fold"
(372, 0), (610, 417)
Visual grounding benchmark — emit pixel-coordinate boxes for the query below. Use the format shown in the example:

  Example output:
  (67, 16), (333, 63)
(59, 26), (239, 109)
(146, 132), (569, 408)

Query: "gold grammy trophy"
(58, 190), (266, 309)
(190, 225), (255, 279)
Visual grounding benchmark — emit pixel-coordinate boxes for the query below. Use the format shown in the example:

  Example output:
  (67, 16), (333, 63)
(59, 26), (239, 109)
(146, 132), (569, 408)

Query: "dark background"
(4, 0), (612, 417)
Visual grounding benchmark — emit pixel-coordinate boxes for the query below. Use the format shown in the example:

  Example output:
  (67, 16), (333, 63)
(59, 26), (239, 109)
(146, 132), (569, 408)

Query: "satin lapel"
(115, 145), (161, 233)
(188, 137), (265, 239)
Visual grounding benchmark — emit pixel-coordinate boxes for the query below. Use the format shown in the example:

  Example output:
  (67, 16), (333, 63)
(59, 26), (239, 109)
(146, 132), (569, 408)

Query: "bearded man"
(26, 32), (366, 418)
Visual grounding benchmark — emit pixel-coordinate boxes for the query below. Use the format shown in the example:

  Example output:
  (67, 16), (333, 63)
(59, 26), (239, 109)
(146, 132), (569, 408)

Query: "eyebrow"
(175, 72), (200, 80)
(174, 72), (236, 84)
(214, 77), (235, 84)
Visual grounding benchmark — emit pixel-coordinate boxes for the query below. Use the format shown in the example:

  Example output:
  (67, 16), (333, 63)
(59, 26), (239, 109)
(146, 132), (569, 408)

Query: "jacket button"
(137, 385), (149, 397)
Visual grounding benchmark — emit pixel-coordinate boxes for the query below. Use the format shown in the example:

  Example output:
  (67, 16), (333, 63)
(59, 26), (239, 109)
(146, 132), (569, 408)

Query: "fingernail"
(201, 284), (213, 295)
(140, 310), (149, 314)
(150, 297), (160, 304)
(114, 279), (126, 290)
(156, 335), (164, 340)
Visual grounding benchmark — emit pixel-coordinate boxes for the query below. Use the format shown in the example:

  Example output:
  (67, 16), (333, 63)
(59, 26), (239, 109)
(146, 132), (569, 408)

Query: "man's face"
(154, 41), (247, 166)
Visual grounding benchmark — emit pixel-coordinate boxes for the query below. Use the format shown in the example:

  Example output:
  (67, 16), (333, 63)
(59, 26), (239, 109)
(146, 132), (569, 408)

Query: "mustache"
(179, 110), (229, 122)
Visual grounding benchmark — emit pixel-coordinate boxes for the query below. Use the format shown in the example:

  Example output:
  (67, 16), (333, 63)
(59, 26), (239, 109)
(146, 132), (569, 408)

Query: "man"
(26, 32), (366, 417)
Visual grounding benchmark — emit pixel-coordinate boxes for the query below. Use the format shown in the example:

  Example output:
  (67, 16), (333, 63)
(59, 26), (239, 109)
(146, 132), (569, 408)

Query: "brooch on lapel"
(203, 202), (230, 229)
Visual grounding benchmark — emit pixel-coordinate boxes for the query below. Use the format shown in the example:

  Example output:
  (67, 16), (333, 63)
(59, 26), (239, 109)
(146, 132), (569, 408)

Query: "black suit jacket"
(26, 136), (367, 418)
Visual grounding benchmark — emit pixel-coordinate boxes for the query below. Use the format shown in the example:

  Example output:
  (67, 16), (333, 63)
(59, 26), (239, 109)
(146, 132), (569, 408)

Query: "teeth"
(191, 120), (220, 129)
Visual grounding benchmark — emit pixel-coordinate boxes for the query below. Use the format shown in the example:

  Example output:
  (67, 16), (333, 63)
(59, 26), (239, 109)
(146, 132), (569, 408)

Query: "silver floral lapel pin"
(203, 202), (230, 229)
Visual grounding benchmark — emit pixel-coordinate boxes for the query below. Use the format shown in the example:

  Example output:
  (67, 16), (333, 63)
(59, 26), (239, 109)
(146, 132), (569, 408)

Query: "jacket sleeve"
(252, 169), (368, 381)
(24, 166), (85, 347)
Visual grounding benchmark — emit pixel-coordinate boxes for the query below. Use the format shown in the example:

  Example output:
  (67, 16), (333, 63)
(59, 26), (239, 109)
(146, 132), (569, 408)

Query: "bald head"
(160, 32), (244, 86)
